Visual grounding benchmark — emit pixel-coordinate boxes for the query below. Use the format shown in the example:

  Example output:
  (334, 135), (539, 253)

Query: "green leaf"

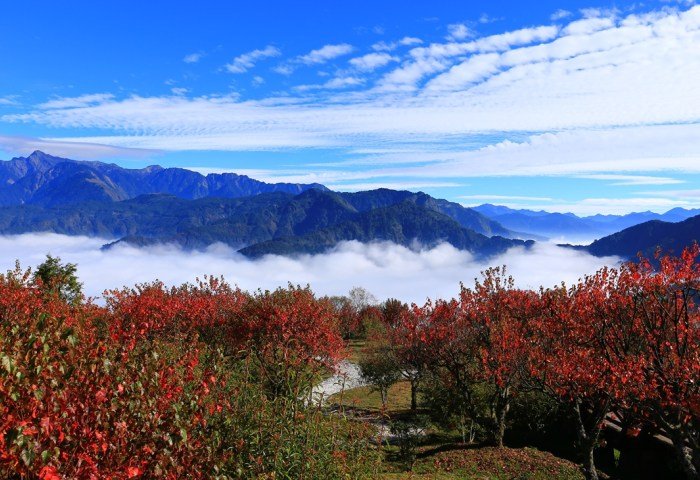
(1, 354), (13, 374)
(21, 448), (34, 467)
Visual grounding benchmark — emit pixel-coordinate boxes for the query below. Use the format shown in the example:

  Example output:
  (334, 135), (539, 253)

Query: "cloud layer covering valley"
(0, 234), (620, 303)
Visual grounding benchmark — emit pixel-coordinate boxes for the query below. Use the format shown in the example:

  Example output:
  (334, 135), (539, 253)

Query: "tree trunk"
(410, 378), (418, 411)
(494, 401), (508, 448)
(573, 399), (602, 480)
(492, 387), (510, 447)
(380, 386), (388, 409)
(582, 441), (599, 480)
(670, 426), (700, 480)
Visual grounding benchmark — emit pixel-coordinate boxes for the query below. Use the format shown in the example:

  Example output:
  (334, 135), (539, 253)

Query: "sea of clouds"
(0, 233), (621, 304)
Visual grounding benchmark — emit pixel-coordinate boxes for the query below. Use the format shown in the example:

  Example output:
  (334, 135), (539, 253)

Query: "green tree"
(358, 323), (401, 409)
(32, 254), (83, 304)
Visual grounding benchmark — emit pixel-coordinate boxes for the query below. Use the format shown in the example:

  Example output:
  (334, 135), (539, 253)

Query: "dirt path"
(310, 360), (366, 405)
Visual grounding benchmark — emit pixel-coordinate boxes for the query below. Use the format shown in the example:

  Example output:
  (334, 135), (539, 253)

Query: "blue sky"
(1, 0), (699, 215)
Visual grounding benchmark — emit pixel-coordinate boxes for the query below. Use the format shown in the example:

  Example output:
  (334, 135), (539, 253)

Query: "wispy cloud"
(446, 23), (474, 41)
(551, 9), (572, 21)
(39, 93), (115, 109)
(327, 181), (463, 191)
(577, 174), (685, 186)
(225, 45), (281, 73)
(0, 96), (19, 106)
(183, 52), (204, 63)
(459, 195), (554, 202)
(298, 43), (354, 65)
(0, 135), (158, 160)
(349, 52), (398, 71)
(273, 43), (355, 75)
(372, 36), (423, 52)
(295, 76), (365, 91)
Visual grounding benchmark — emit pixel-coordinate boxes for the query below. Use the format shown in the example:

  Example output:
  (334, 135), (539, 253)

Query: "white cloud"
(349, 52), (397, 71)
(0, 135), (157, 160)
(371, 124), (700, 183)
(459, 195), (554, 202)
(479, 14), (502, 24)
(225, 45), (281, 73)
(170, 87), (189, 96)
(298, 43), (354, 65)
(295, 76), (365, 91)
(562, 16), (616, 36)
(424, 53), (501, 92)
(446, 23), (474, 41)
(0, 96), (19, 106)
(272, 64), (295, 75)
(0, 234), (621, 303)
(379, 25), (559, 89)
(274, 43), (355, 75)
(183, 52), (203, 64)
(327, 181), (463, 191)
(39, 93), (115, 109)
(639, 188), (700, 198)
(372, 36), (423, 51)
(551, 9), (572, 21)
(580, 7), (620, 19)
(577, 174), (685, 186)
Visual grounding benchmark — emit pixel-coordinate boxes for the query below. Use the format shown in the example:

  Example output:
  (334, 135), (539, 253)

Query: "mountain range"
(0, 150), (327, 206)
(0, 152), (529, 258)
(0, 151), (697, 260)
(472, 203), (700, 241)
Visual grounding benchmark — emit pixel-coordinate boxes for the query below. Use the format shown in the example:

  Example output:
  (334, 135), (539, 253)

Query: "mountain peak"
(26, 150), (64, 162)
(0, 150), (329, 206)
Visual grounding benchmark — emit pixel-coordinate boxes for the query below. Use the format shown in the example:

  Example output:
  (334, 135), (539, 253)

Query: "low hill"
(585, 214), (700, 259)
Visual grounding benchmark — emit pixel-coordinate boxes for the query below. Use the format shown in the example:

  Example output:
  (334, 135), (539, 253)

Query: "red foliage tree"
(383, 299), (427, 411)
(529, 282), (622, 480)
(626, 247), (700, 478)
(461, 267), (540, 447)
(241, 285), (345, 398)
(420, 298), (483, 442)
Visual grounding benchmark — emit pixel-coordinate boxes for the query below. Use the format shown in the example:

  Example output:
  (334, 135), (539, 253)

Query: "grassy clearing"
(331, 380), (415, 413)
(381, 446), (585, 479)
(346, 338), (366, 363)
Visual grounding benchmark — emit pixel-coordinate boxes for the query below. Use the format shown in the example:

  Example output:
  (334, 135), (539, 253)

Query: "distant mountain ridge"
(473, 203), (700, 240)
(0, 189), (531, 258)
(582, 215), (700, 259)
(8, 150), (695, 260)
(0, 151), (518, 239)
(0, 151), (328, 206)
(0, 151), (532, 257)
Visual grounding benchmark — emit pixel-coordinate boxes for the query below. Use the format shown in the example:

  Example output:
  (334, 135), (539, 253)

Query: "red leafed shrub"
(105, 277), (248, 352)
(241, 285), (344, 397)
(0, 271), (228, 479)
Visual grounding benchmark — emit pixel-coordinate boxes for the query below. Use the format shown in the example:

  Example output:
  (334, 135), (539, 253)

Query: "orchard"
(1, 247), (698, 479)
